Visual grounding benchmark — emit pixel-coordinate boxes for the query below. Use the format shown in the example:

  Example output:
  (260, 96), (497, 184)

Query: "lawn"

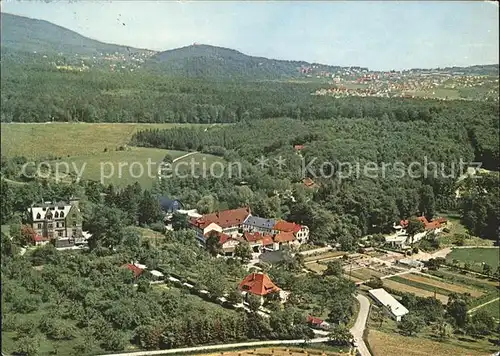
(437, 213), (495, 247)
(446, 247), (500, 272)
(382, 279), (449, 304)
(474, 299), (500, 320)
(349, 268), (385, 281)
(394, 273), (483, 297)
(367, 329), (492, 356)
(45, 148), (225, 188)
(0, 122), (213, 159)
(304, 262), (327, 274)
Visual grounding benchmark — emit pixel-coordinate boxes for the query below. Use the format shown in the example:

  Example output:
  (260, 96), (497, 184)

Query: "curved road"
(350, 294), (372, 356)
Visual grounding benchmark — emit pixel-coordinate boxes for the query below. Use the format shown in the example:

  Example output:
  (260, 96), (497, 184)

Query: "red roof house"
(121, 263), (144, 278)
(294, 145), (305, 151)
(238, 273), (280, 296)
(274, 231), (295, 243)
(400, 216), (447, 230)
(191, 207), (251, 230)
(273, 220), (302, 233)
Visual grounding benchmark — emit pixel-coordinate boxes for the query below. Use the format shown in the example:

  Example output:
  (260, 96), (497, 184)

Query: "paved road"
(172, 151), (198, 163)
(350, 294), (372, 356)
(95, 337), (329, 356)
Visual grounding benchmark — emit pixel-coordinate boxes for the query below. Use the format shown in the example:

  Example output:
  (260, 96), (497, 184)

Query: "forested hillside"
(131, 102), (499, 246)
(146, 44), (345, 79)
(0, 13), (149, 56)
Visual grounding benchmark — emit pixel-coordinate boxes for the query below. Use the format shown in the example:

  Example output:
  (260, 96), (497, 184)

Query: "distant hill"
(0, 12), (151, 57)
(145, 44), (347, 79)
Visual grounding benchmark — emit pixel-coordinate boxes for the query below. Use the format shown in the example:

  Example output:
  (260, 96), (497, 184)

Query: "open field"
(446, 247), (500, 272)
(0, 122), (214, 159)
(428, 267), (499, 288)
(198, 345), (345, 356)
(47, 148), (225, 188)
(398, 273), (484, 297)
(305, 262), (327, 274)
(437, 213), (495, 247)
(382, 279), (449, 303)
(474, 299), (500, 319)
(349, 268), (386, 281)
(367, 329), (491, 356)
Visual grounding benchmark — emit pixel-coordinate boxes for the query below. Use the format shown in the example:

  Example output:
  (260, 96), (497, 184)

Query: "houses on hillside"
(27, 198), (87, 247)
(189, 207), (310, 257)
(385, 215), (447, 249)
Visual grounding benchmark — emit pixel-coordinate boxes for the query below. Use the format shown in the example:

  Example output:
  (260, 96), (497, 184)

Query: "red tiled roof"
(191, 207), (251, 229)
(274, 231), (295, 243)
(303, 177), (317, 188)
(400, 216), (445, 230)
(238, 273), (280, 296)
(294, 145), (305, 151)
(243, 231), (265, 242)
(273, 220), (301, 233)
(122, 263), (144, 278)
(260, 235), (275, 246)
(307, 315), (324, 325)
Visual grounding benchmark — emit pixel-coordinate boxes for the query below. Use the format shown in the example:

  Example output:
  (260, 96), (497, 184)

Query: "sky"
(1, 1), (498, 70)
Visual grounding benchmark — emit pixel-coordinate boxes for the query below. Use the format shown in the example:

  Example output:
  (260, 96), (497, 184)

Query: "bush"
(412, 247), (419, 254)
(149, 222), (166, 234)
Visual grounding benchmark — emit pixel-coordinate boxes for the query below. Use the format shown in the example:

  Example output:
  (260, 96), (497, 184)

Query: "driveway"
(350, 294), (372, 356)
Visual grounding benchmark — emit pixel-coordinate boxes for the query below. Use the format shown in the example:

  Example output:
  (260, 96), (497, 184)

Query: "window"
(36, 213), (41, 219)
(72, 221), (77, 227)
(58, 231), (63, 237)
(37, 223), (42, 229)
(54, 212), (59, 218)
(60, 212), (64, 218)
(56, 222), (59, 228)
(48, 223), (53, 229)
(60, 221), (64, 227)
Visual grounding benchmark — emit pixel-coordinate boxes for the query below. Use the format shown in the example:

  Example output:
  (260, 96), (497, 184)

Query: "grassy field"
(394, 273), (483, 297)
(45, 148), (226, 188)
(382, 279), (449, 303)
(367, 329), (491, 356)
(428, 267), (499, 288)
(304, 262), (327, 274)
(349, 268), (385, 281)
(198, 345), (345, 356)
(474, 299), (500, 319)
(0, 122), (214, 159)
(446, 248), (500, 272)
(438, 213), (495, 247)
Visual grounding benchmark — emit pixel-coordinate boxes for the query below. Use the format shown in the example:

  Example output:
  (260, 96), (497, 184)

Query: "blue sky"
(1, 1), (498, 70)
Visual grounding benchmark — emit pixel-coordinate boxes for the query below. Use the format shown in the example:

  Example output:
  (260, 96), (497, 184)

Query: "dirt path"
(468, 297), (500, 314)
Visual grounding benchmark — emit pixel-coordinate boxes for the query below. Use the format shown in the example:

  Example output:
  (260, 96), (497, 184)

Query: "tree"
(247, 294), (262, 313)
(205, 231), (221, 257)
(406, 218), (425, 246)
(467, 310), (495, 336)
(163, 154), (173, 164)
(328, 325), (352, 346)
(366, 277), (383, 289)
(324, 260), (343, 277)
(419, 185), (435, 221)
(482, 263), (492, 276)
(398, 313), (424, 336)
(85, 205), (125, 250)
(138, 190), (163, 225)
(446, 293), (469, 329)
(171, 212), (189, 231)
(227, 289), (243, 305)
(196, 195), (216, 214)
(234, 242), (253, 262)
(432, 318), (452, 341)
(14, 335), (41, 356)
